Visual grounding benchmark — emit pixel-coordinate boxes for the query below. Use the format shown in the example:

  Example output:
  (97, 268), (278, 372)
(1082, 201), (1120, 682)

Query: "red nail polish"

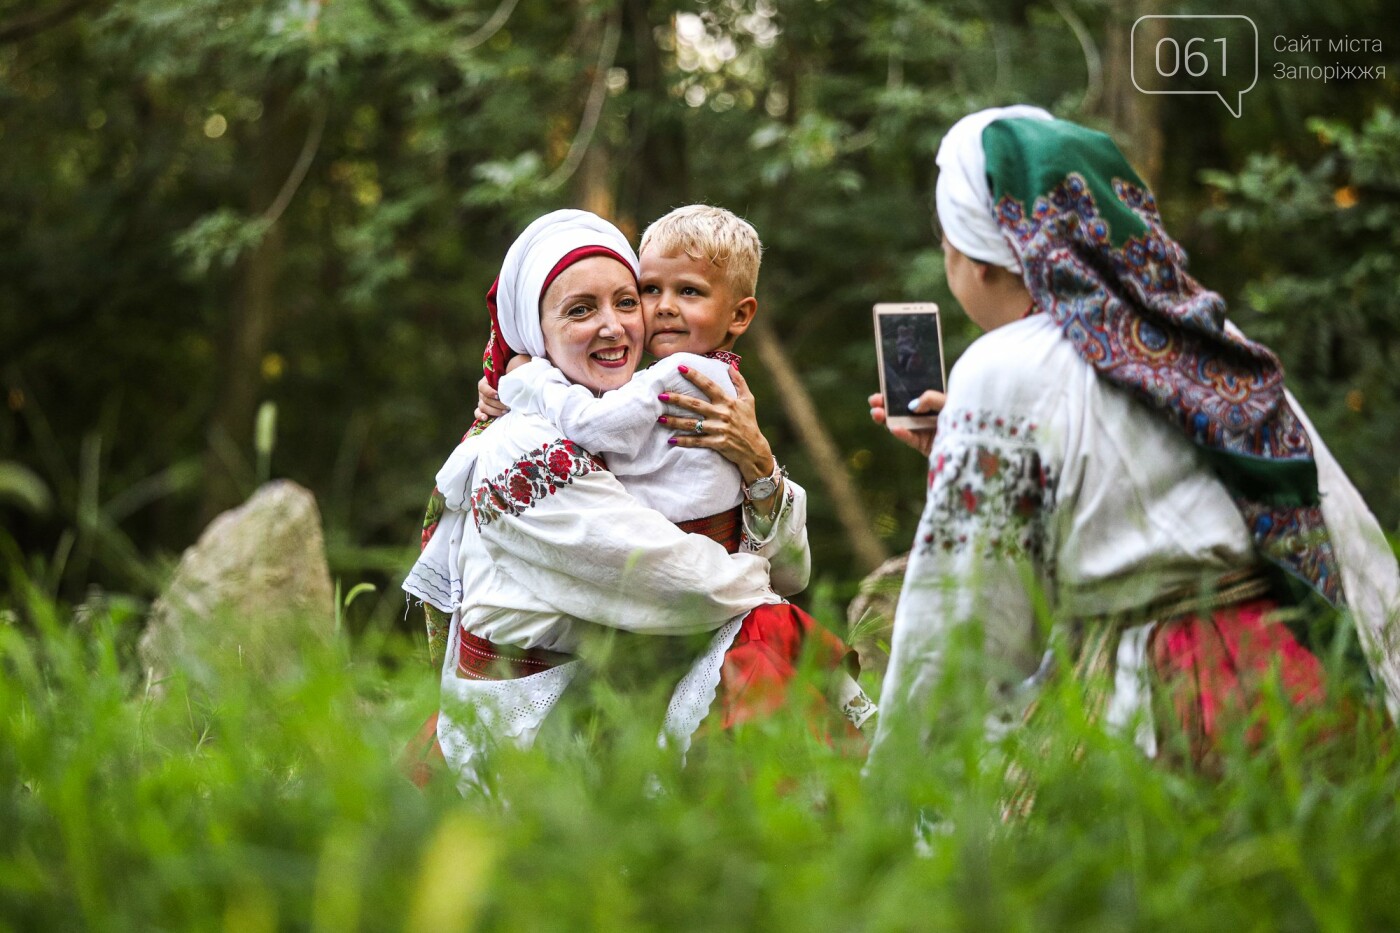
(667, 437), (677, 445)
(678, 365), (689, 374)
(657, 415), (668, 424)
(658, 393), (670, 402)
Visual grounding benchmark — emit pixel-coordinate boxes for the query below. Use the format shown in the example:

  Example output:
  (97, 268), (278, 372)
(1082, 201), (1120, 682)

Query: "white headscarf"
(429, 209), (639, 510)
(934, 105), (1054, 272)
(494, 209), (640, 358)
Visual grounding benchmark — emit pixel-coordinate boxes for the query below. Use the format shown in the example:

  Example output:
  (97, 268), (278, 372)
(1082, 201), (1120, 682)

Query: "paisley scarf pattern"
(981, 116), (1342, 606)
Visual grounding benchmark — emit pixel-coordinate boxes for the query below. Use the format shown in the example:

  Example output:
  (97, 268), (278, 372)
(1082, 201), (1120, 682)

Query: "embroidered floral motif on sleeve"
(704, 349), (742, 368)
(920, 411), (1055, 562)
(841, 687), (876, 729)
(958, 408), (1039, 441)
(471, 439), (606, 529)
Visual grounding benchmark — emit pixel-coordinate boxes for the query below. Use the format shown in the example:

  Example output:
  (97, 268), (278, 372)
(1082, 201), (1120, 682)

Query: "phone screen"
(876, 308), (944, 419)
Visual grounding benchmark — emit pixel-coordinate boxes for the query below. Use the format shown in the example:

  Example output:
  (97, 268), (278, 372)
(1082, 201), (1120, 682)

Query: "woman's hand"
(662, 365), (774, 482)
(869, 389), (944, 459)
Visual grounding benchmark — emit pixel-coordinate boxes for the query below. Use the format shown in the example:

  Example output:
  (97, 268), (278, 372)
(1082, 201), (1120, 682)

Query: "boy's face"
(639, 249), (752, 357)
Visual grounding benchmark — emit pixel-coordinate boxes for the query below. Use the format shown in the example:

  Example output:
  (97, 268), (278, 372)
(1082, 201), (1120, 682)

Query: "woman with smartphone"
(866, 106), (1400, 775)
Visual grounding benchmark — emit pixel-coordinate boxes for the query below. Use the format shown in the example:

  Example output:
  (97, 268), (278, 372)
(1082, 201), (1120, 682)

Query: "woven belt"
(677, 506), (742, 554)
(1114, 567), (1276, 627)
(457, 631), (574, 681)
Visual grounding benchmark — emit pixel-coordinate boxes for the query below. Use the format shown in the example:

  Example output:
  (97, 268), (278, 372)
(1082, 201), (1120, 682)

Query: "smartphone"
(873, 302), (946, 431)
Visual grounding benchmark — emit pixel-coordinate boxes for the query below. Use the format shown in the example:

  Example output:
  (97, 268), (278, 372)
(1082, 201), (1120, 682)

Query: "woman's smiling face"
(539, 256), (644, 394)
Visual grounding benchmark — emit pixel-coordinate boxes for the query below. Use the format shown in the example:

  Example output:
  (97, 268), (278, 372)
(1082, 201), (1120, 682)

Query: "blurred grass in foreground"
(3, 553), (1399, 932)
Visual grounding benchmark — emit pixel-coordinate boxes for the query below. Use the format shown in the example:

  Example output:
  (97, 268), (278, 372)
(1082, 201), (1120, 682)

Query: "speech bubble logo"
(1131, 15), (1258, 118)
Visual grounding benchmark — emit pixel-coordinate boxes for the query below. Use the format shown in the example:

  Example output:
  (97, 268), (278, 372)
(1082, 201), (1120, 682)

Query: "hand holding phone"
(873, 303), (946, 432)
(868, 389), (943, 457)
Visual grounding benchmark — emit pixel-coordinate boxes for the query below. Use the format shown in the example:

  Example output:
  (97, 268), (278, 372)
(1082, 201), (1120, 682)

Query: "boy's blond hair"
(639, 204), (763, 297)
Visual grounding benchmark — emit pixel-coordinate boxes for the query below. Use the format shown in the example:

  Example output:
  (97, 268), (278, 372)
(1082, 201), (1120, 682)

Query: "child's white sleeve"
(499, 356), (719, 459)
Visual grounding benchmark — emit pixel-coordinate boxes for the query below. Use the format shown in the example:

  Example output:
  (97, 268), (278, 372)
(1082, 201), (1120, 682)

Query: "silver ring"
(693, 418), (705, 436)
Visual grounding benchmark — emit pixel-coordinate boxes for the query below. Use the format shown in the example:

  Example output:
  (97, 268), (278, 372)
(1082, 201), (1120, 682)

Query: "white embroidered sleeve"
(741, 476), (811, 597)
(870, 409), (1057, 763)
(473, 438), (778, 635)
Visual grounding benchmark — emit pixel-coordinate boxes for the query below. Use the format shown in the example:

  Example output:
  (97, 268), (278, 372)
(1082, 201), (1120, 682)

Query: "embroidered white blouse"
(499, 352), (811, 596)
(869, 314), (1400, 763)
(403, 410), (784, 788)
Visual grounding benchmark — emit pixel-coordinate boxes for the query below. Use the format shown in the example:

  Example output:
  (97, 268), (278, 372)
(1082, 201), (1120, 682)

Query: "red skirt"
(1147, 596), (1333, 765)
(712, 602), (859, 736)
(677, 508), (858, 736)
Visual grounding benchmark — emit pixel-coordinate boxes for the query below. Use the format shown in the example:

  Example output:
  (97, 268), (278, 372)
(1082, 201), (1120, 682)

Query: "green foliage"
(0, 461), (52, 516)
(6, 4), (1400, 926)
(3, 0), (1399, 609)
(0, 0), (1093, 605)
(1202, 107), (1400, 529)
(3, 562), (1399, 930)
(174, 209), (273, 277)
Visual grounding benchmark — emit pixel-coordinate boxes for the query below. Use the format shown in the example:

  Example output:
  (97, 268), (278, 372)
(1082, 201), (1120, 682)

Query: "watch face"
(747, 477), (777, 500)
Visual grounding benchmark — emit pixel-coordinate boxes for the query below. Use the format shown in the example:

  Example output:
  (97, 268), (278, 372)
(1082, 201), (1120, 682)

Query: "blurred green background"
(3, 0), (1398, 631)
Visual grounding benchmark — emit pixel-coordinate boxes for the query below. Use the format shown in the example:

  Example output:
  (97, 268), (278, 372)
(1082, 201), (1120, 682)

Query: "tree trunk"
(575, 137), (615, 221)
(564, 2), (618, 223)
(749, 318), (889, 574)
(617, 0), (688, 234)
(200, 87), (300, 521)
(1099, 2), (1163, 185)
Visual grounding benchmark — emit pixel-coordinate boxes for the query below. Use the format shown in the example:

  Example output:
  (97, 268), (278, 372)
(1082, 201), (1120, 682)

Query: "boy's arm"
(499, 354), (729, 460)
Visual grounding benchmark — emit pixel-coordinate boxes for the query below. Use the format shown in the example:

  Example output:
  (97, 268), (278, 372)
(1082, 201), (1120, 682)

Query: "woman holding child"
(405, 207), (869, 790)
(867, 106), (1400, 774)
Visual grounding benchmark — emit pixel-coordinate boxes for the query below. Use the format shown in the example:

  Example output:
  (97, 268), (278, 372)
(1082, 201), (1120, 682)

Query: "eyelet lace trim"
(436, 629), (582, 792)
(659, 617), (744, 757)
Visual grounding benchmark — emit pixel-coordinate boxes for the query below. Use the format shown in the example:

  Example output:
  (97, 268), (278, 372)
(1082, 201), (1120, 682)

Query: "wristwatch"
(743, 457), (784, 501)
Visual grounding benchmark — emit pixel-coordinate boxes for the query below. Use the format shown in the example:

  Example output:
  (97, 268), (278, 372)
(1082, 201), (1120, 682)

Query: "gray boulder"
(139, 480), (335, 690)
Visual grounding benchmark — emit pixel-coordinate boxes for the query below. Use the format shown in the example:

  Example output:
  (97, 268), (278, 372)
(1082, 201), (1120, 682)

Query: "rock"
(846, 553), (909, 680)
(139, 480), (335, 690)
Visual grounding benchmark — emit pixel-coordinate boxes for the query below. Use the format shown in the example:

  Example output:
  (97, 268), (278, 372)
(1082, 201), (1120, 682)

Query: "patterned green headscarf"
(979, 115), (1342, 607)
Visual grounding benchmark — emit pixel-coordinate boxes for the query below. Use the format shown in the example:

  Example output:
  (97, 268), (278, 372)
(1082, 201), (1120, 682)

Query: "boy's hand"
(868, 389), (944, 459)
(475, 374), (509, 422)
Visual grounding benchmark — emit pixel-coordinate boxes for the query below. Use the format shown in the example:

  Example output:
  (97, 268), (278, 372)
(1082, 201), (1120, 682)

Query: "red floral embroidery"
(916, 409), (1056, 562)
(547, 447), (574, 479)
(960, 486), (979, 513)
(976, 449), (1001, 478)
(471, 439), (605, 528)
(508, 473), (533, 505)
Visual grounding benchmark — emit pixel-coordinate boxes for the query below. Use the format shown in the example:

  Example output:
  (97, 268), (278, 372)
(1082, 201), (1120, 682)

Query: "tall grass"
(2, 558), (1399, 932)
